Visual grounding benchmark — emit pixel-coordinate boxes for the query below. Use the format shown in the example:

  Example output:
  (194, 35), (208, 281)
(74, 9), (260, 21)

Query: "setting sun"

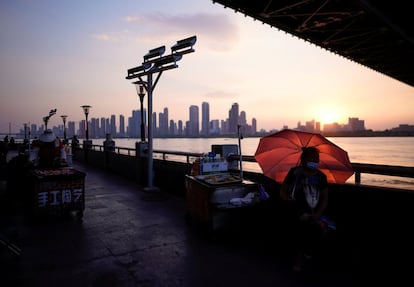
(314, 106), (344, 127)
(320, 111), (337, 123)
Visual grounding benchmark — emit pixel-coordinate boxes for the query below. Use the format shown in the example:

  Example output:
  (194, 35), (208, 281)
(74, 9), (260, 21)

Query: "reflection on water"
(327, 137), (414, 167)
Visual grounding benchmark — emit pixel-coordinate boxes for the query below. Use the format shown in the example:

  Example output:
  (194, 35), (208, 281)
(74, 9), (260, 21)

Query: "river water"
(92, 136), (414, 190)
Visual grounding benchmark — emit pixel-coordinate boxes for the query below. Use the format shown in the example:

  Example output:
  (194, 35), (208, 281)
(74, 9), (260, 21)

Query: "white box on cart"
(201, 161), (228, 174)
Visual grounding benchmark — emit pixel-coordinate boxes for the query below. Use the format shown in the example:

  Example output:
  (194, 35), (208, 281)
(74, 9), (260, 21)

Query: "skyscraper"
(100, 117), (106, 137)
(252, 118), (257, 134)
(110, 114), (116, 136)
(229, 103), (239, 134)
(201, 102), (210, 136)
(158, 108), (169, 137)
(119, 114), (125, 136)
(189, 105), (199, 136)
(178, 120), (183, 136)
(239, 111), (246, 126)
(130, 110), (141, 138)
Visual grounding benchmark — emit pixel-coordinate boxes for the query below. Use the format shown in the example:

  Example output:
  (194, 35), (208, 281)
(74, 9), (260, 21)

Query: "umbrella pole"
(237, 124), (243, 180)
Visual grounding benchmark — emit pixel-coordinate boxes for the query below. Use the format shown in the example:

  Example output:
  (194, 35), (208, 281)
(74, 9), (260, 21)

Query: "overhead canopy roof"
(212, 0), (414, 87)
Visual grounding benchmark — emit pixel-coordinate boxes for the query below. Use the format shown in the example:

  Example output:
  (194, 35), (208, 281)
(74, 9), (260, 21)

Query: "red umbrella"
(254, 129), (354, 184)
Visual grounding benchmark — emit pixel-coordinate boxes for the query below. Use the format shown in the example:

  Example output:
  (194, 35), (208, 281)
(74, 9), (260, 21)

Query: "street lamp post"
(60, 115), (68, 142)
(81, 105), (91, 141)
(126, 36), (197, 192)
(81, 105), (92, 156)
(134, 84), (146, 142)
(237, 124), (243, 180)
(23, 123), (28, 141)
(24, 122), (31, 154)
(43, 108), (57, 131)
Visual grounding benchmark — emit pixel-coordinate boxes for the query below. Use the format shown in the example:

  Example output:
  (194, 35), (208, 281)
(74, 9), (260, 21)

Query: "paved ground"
(0, 161), (360, 287)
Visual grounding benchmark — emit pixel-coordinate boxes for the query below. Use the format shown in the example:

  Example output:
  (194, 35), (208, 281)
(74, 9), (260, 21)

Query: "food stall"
(185, 145), (264, 231)
(27, 167), (86, 218)
(25, 129), (86, 219)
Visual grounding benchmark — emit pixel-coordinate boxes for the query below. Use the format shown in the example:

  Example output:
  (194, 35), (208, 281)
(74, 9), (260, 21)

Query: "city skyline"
(10, 100), (411, 140)
(1, 0), (414, 134)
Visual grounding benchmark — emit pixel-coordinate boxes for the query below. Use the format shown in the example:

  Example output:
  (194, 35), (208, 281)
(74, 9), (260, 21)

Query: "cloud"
(204, 90), (238, 99)
(92, 33), (120, 42)
(123, 12), (239, 51)
(123, 16), (145, 23)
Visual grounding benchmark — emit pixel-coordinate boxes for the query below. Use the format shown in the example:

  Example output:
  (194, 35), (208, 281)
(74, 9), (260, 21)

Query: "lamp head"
(171, 35), (197, 55)
(143, 46), (166, 62)
(81, 105), (91, 115)
(49, 109), (57, 117)
(153, 54), (182, 69)
(126, 63), (152, 79)
(133, 81), (147, 95)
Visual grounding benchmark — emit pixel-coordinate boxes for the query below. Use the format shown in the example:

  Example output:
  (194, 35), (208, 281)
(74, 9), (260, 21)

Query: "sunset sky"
(1, 0), (413, 134)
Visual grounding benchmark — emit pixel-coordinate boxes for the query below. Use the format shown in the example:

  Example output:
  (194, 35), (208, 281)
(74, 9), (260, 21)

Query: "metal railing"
(5, 141), (413, 187)
(82, 143), (414, 186)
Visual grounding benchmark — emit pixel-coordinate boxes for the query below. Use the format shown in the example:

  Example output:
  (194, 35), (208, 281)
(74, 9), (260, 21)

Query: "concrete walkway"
(1, 162), (358, 287)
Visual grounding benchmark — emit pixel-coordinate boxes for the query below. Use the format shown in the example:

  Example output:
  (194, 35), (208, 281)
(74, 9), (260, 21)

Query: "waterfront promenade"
(0, 161), (361, 287)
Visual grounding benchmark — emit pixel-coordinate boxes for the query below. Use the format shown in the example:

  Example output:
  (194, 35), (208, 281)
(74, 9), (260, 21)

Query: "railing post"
(355, 171), (361, 185)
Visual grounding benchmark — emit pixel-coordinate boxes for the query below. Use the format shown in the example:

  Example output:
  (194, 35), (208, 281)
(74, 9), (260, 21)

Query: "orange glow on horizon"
(314, 106), (346, 128)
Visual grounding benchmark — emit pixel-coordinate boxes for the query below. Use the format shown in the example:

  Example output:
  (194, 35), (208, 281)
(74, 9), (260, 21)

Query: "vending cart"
(185, 173), (260, 231)
(27, 167), (86, 218)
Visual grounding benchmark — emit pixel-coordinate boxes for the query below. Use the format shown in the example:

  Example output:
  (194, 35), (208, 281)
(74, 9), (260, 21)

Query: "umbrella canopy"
(254, 129), (354, 184)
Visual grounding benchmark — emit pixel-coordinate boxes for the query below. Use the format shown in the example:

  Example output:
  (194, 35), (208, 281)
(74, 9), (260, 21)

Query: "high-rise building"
(189, 105), (199, 136)
(67, 121), (75, 138)
(221, 119), (228, 134)
(185, 120), (190, 136)
(239, 111), (246, 126)
(110, 114), (116, 136)
(210, 119), (220, 135)
(348, 117), (365, 131)
(201, 102), (210, 136)
(30, 124), (37, 137)
(119, 114), (125, 136)
(79, 120), (85, 138)
(105, 118), (110, 135)
(100, 117), (106, 137)
(315, 121), (321, 132)
(130, 110), (140, 138)
(305, 119), (315, 132)
(91, 117), (99, 138)
(158, 108), (169, 136)
(252, 118), (257, 134)
(169, 120), (176, 136)
(229, 103), (239, 134)
(177, 120), (183, 136)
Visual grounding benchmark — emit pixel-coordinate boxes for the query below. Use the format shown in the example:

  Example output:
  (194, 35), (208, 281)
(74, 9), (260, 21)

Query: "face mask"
(306, 161), (319, 169)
